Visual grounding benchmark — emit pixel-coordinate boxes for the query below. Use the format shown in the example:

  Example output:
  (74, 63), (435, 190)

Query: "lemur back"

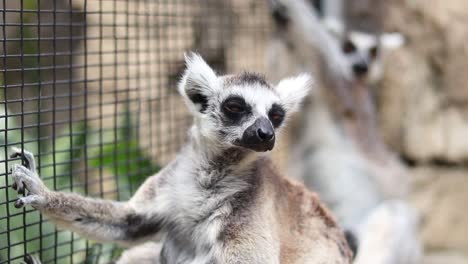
(10, 53), (352, 264)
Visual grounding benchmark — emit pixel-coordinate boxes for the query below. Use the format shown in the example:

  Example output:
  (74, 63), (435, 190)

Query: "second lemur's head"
(179, 53), (311, 152)
(341, 31), (405, 82)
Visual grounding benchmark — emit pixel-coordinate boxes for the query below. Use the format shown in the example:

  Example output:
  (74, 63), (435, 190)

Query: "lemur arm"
(42, 192), (162, 246)
(269, 0), (351, 80)
(10, 148), (164, 247)
(269, 0), (356, 112)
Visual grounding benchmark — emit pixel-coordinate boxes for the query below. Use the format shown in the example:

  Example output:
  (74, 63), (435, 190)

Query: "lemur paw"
(10, 147), (36, 174)
(10, 148), (48, 209)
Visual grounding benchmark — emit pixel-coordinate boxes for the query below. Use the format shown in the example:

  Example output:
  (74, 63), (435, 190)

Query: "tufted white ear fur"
(380, 33), (405, 50)
(275, 73), (312, 113)
(178, 52), (220, 114)
(348, 31), (405, 52)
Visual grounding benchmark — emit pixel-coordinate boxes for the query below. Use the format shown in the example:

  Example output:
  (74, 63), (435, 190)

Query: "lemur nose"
(352, 63), (368, 76)
(257, 128), (274, 142)
(239, 117), (276, 152)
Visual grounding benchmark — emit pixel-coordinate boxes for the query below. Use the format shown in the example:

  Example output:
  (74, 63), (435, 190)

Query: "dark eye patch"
(224, 100), (246, 113)
(369, 45), (379, 59)
(268, 104), (285, 128)
(221, 96), (252, 124)
(343, 40), (357, 54)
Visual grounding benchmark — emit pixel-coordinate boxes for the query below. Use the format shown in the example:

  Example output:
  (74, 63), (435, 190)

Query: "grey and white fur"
(323, 17), (405, 83)
(11, 53), (352, 264)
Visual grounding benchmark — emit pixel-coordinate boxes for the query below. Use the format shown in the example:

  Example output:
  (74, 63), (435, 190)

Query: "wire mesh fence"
(0, 0), (271, 263)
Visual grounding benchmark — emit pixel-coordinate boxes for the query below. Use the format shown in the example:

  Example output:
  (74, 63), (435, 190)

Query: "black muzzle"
(237, 117), (275, 152)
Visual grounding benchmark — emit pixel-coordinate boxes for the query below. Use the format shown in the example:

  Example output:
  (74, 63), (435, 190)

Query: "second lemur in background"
(268, 1), (421, 263)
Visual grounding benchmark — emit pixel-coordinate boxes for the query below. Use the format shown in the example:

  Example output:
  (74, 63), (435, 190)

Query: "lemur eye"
(224, 101), (246, 113)
(343, 40), (357, 54)
(270, 113), (283, 121)
(222, 96), (252, 122)
(268, 104), (285, 128)
(369, 45), (379, 59)
(222, 96), (250, 116)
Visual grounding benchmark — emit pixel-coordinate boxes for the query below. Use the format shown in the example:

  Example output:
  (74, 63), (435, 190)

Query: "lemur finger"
(14, 198), (25, 208)
(23, 254), (33, 264)
(24, 254), (41, 264)
(17, 183), (25, 195)
(12, 167), (43, 195)
(10, 147), (28, 167)
(12, 174), (25, 194)
(13, 164), (40, 180)
(11, 147), (36, 174)
(24, 254), (42, 264)
(14, 195), (46, 209)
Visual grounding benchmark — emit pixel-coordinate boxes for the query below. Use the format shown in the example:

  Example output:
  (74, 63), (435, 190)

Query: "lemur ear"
(380, 33), (405, 50)
(275, 73), (312, 113)
(178, 52), (219, 114)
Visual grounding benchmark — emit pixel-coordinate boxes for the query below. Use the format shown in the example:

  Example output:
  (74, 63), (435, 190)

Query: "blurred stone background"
(380, 0), (468, 261)
(333, 0), (468, 261)
(343, 0), (468, 261)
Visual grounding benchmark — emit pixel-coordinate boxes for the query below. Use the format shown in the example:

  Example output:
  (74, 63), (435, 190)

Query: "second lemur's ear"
(380, 33), (405, 50)
(178, 52), (219, 114)
(275, 73), (312, 113)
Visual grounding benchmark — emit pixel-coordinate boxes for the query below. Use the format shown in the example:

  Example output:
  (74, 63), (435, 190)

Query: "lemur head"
(324, 18), (405, 82)
(341, 31), (405, 81)
(179, 53), (311, 152)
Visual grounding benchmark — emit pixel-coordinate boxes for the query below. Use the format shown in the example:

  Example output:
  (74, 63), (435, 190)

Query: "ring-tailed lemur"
(11, 53), (352, 264)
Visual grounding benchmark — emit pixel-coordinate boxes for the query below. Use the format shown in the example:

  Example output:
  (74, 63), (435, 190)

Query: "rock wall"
(379, 0), (468, 259)
(382, 0), (468, 164)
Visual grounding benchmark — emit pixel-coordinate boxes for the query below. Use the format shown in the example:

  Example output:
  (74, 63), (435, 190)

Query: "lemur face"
(342, 35), (378, 78)
(178, 53), (311, 152)
(322, 17), (405, 82)
(342, 31), (405, 81)
(217, 76), (285, 152)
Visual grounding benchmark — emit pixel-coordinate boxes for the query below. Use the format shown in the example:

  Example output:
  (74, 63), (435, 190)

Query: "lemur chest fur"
(153, 148), (259, 263)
